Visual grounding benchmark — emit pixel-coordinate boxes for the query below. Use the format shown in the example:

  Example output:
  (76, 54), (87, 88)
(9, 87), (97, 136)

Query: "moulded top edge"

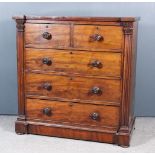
(12, 15), (140, 22)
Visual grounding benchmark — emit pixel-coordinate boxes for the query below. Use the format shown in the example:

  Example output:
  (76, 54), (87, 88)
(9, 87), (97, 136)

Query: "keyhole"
(69, 102), (74, 106)
(96, 26), (99, 30)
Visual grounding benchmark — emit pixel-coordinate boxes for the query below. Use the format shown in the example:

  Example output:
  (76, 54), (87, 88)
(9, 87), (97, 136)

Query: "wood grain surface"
(25, 23), (70, 49)
(26, 98), (120, 127)
(14, 16), (139, 147)
(25, 48), (122, 77)
(73, 25), (123, 50)
(25, 73), (121, 103)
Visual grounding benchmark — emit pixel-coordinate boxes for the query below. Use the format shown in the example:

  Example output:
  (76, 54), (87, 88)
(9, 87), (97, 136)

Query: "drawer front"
(25, 73), (121, 103)
(73, 25), (123, 51)
(25, 24), (70, 49)
(26, 98), (120, 127)
(25, 48), (122, 77)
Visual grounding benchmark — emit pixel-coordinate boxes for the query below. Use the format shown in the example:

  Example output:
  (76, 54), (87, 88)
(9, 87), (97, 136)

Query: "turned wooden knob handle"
(96, 35), (103, 41)
(91, 60), (102, 68)
(42, 107), (52, 116)
(42, 58), (52, 66)
(42, 83), (52, 91)
(90, 112), (100, 120)
(90, 34), (103, 41)
(42, 32), (52, 40)
(91, 87), (102, 95)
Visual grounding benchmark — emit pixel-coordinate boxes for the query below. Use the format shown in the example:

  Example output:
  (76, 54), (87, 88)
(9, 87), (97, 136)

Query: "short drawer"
(25, 23), (70, 49)
(25, 73), (121, 103)
(26, 98), (120, 127)
(25, 48), (122, 77)
(73, 25), (123, 51)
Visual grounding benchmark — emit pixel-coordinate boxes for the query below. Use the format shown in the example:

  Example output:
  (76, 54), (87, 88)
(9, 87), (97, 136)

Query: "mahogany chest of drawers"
(13, 16), (139, 147)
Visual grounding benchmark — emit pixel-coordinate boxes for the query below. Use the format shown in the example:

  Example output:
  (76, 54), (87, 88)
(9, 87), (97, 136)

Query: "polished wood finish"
(25, 23), (70, 49)
(25, 48), (122, 77)
(26, 98), (119, 127)
(25, 73), (121, 103)
(73, 25), (123, 50)
(13, 16), (139, 22)
(15, 16), (26, 122)
(13, 16), (139, 147)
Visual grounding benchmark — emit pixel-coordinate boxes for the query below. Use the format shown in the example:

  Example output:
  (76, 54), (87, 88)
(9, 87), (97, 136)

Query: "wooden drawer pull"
(91, 86), (102, 95)
(42, 32), (52, 40)
(90, 112), (100, 120)
(42, 58), (52, 66)
(90, 34), (104, 42)
(90, 60), (102, 68)
(42, 83), (52, 91)
(42, 107), (52, 116)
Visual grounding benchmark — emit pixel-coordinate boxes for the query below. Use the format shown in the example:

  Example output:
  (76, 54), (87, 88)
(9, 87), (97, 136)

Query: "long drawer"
(26, 98), (120, 128)
(25, 48), (122, 77)
(25, 73), (121, 103)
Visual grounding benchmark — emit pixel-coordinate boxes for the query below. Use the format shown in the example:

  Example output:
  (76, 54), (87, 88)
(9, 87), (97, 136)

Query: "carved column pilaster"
(15, 16), (26, 121)
(116, 22), (134, 147)
(121, 21), (133, 127)
(121, 22), (133, 35)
